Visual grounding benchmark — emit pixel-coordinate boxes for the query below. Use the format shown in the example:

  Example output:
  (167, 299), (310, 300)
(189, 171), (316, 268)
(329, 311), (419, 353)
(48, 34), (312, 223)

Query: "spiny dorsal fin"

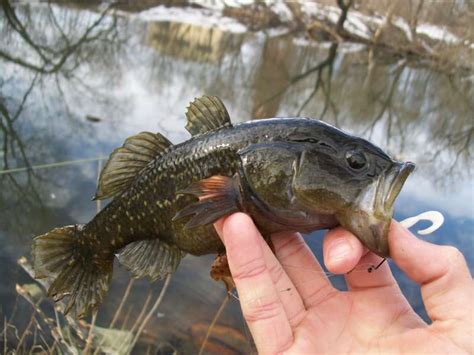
(117, 239), (185, 281)
(185, 95), (232, 136)
(94, 131), (172, 200)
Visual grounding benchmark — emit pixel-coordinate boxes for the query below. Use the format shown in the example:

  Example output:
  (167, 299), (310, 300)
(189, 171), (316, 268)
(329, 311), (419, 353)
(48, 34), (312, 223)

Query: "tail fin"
(32, 225), (112, 318)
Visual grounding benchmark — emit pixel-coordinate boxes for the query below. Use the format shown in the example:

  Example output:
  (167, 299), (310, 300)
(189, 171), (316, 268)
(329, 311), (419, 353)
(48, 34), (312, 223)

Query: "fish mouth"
(367, 161), (415, 256)
(338, 161), (415, 257)
(375, 161), (416, 215)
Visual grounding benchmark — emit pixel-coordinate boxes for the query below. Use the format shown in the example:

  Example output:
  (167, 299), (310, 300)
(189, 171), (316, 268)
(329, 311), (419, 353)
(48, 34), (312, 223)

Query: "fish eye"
(345, 150), (367, 170)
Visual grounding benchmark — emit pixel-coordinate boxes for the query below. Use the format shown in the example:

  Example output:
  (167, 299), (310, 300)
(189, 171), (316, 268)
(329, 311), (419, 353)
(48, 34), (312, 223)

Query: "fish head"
(286, 122), (415, 257)
(333, 160), (415, 257)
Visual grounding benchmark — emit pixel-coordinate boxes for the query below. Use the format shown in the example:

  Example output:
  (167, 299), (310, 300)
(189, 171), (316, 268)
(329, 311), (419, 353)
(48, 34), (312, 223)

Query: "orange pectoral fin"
(173, 175), (242, 229)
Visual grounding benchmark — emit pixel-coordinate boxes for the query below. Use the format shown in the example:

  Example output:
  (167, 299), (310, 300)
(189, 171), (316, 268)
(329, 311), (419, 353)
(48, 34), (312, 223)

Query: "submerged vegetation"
(0, 0), (472, 353)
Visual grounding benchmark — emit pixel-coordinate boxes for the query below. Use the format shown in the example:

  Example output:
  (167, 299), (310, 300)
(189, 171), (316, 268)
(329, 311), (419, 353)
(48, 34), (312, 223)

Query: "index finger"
(219, 213), (294, 353)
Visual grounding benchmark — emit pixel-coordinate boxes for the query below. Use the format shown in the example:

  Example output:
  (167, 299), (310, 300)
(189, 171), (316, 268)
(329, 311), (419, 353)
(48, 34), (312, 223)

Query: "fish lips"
(376, 161), (415, 215)
(339, 161), (415, 257)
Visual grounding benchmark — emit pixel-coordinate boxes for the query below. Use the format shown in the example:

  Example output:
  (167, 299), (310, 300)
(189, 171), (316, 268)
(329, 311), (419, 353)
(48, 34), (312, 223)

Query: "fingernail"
(328, 239), (352, 261)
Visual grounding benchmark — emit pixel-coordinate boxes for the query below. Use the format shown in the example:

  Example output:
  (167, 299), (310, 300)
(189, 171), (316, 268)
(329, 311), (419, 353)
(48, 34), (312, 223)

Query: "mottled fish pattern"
(32, 95), (414, 317)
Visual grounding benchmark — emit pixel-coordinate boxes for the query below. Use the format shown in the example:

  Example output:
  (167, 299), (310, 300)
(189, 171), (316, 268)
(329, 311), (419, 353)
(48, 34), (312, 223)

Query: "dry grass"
(0, 160), (176, 354)
(0, 252), (174, 354)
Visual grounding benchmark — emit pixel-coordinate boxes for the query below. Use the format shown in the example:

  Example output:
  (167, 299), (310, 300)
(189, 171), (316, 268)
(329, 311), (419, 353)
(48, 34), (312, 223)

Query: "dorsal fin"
(94, 131), (172, 200)
(185, 95), (232, 136)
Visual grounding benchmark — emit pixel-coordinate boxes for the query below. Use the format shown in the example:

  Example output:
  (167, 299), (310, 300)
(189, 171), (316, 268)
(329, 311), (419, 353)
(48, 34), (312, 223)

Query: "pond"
(0, 2), (472, 353)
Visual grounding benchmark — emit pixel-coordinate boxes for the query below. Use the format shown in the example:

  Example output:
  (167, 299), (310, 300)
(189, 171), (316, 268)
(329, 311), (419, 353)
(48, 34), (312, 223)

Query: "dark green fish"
(32, 95), (414, 317)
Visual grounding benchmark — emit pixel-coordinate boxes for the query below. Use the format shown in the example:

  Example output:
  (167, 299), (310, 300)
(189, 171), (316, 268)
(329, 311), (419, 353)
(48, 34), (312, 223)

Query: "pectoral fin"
(173, 175), (242, 228)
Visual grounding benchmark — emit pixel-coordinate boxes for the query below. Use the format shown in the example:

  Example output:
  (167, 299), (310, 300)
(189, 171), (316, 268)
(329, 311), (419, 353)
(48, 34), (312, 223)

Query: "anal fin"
(117, 239), (185, 281)
(173, 175), (242, 229)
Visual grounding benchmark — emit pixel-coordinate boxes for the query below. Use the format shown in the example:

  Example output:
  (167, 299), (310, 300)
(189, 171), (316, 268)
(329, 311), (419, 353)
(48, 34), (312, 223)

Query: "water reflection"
(0, 1), (472, 353)
(252, 39), (339, 119)
(147, 22), (244, 63)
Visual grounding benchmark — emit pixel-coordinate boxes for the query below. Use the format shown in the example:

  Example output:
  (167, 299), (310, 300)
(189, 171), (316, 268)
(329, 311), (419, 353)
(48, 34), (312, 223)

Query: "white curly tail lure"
(399, 211), (444, 235)
(361, 211), (445, 273)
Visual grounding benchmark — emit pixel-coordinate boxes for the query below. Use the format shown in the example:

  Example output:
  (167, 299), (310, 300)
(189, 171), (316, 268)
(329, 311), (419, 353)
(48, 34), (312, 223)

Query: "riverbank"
(114, 0), (473, 73)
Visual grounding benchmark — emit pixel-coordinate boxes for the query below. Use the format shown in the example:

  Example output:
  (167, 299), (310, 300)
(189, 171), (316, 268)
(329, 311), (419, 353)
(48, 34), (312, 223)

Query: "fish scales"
(31, 96), (415, 318)
(84, 122), (261, 257)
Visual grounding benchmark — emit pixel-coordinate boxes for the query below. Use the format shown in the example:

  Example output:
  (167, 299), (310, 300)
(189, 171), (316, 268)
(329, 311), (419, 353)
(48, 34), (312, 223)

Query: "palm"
(294, 287), (422, 353)
(215, 213), (473, 354)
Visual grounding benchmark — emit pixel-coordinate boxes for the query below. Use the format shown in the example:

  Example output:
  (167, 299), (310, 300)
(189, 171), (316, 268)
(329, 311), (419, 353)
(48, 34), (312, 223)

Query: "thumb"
(389, 221), (473, 324)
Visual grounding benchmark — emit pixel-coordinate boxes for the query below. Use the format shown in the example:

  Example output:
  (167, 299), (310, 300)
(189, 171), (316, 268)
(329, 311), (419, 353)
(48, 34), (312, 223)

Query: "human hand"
(214, 213), (473, 354)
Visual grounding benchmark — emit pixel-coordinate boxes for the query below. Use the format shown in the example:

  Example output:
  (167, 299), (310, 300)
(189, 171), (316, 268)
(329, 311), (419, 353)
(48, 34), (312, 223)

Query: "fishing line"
(280, 262), (379, 278)
(227, 289), (240, 301)
(0, 156), (107, 175)
(228, 211), (445, 304)
(226, 264), (378, 301)
(277, 262), (387, 293)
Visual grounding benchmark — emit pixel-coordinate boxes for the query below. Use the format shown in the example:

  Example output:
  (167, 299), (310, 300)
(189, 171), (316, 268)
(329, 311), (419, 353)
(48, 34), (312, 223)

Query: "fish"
(31, 95), (415, 318)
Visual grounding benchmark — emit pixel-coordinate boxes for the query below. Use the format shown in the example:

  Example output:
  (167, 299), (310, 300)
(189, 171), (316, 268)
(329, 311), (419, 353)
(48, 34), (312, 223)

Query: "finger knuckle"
(243, 297), (282, 323)
(277, 237), (308, 261)
(430, 246), (468, 282)
(232, 258), (267, 281)
(267, 263), (286, 285)
(287, 307), (306, 327)
(441, 246), (465, 267)
(304, 284), (338, 308)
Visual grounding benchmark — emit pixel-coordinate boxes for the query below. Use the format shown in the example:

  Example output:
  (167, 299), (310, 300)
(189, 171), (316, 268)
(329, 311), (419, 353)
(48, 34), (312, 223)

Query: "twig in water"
(53, 308), (65, 345)
(109, 279), (135, 328)
(198, 295), (229, 355)
(84, 161), (101, 354)
(83, 312), (97, 355)
(3, 317), (7, 355)
(120, 306), (133, 331)
(95, 160), (102, 211)
(15, 306), (36, 353)
(129, 274), (172, 352)
(130, 292), (152, 335)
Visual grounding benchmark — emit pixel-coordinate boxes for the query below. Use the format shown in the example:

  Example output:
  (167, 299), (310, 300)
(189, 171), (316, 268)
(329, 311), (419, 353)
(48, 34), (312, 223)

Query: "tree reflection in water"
(255, 40), (472, 185)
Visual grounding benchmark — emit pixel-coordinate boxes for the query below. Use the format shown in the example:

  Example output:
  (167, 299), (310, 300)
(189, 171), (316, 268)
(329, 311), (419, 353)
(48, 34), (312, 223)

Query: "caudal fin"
(32, 225), (112, 318)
